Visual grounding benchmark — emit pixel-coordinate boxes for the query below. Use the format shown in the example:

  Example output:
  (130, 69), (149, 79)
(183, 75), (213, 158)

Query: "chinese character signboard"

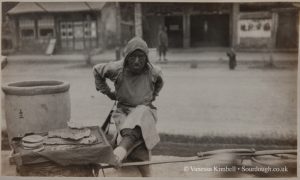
(238, 19), (272, 38)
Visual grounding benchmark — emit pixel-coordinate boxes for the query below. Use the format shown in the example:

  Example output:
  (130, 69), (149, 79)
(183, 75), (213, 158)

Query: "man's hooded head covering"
(123, 37), (151, 68)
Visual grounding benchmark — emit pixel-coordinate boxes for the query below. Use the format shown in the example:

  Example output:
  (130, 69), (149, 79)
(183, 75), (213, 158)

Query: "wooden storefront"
(57, 13), (98, 51)
(139, 2), (298, 50)
(7, 2), (111, 54)
(141, 3), (231, 48)
(4, 2), (298, 53)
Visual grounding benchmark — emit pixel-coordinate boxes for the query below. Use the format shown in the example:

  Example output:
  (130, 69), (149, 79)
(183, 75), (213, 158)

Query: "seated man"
(93, 37), (164, 176)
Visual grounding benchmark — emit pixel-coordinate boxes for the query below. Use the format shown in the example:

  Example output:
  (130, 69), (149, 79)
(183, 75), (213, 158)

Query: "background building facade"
(3, 2), (120, 54)
(140, 2), (298, 50)
(2, 2), (298, 55)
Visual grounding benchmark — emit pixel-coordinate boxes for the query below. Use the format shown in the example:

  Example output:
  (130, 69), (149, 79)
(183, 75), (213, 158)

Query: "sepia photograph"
(1, 1), (298, 177)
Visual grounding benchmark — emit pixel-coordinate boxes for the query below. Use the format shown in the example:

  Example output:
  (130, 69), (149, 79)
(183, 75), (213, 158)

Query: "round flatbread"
(22, 141), (43, 148)
(22, 135), (44, 143)
(23, 144), (43, 150)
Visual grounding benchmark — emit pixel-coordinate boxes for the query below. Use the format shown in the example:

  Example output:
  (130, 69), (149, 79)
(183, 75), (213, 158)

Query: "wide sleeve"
(93, 62), (121, 95)
(152, 66), (164, 97)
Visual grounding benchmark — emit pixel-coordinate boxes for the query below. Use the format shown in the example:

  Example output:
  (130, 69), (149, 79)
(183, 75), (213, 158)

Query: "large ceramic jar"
(2, 80), (70, 141)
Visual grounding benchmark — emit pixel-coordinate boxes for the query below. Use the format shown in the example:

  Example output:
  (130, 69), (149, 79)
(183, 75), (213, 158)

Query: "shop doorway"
(59, 20), (97, 50)
(165, 16), (183, 48)
(190, 14), (230, 47)
(276, 11), (298, 49)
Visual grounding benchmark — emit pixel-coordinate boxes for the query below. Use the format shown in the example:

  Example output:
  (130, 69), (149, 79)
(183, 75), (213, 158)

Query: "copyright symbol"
(184, 166), (189, 172)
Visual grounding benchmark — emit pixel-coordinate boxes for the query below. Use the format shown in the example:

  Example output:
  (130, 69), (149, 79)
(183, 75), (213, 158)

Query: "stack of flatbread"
(45, 122), (98, 145)
(48, 128), (91, 140)
(22, 135), (45, 152)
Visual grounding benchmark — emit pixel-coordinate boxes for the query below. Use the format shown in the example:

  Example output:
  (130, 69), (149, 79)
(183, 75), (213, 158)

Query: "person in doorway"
(227, 47), (237, 70)
(157, 25), (168, 62)
(93, 37), (164, 177)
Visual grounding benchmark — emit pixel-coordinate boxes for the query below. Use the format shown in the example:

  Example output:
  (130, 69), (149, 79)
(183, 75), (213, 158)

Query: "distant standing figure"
(157, 26), (168, 62)
(227, 48), (237, 70)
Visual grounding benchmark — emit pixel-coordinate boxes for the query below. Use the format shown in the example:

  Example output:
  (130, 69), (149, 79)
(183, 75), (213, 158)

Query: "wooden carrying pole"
(98, 149), (297, 169)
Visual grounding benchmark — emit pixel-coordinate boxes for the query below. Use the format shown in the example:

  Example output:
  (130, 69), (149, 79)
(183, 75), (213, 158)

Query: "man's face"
(126, 50), (147, 74)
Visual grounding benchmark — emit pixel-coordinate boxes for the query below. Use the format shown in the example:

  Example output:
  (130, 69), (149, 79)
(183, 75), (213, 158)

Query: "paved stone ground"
(1, 61), (297, 140)
(1, 61), (297, 177)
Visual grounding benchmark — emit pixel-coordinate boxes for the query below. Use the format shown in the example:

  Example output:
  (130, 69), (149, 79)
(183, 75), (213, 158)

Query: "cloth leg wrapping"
(119, 127), (142, 150)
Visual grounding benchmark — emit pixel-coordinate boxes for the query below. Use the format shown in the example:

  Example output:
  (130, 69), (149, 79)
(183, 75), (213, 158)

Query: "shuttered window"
(19, 18), (35, 39)
(38, 16), (55, 38)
